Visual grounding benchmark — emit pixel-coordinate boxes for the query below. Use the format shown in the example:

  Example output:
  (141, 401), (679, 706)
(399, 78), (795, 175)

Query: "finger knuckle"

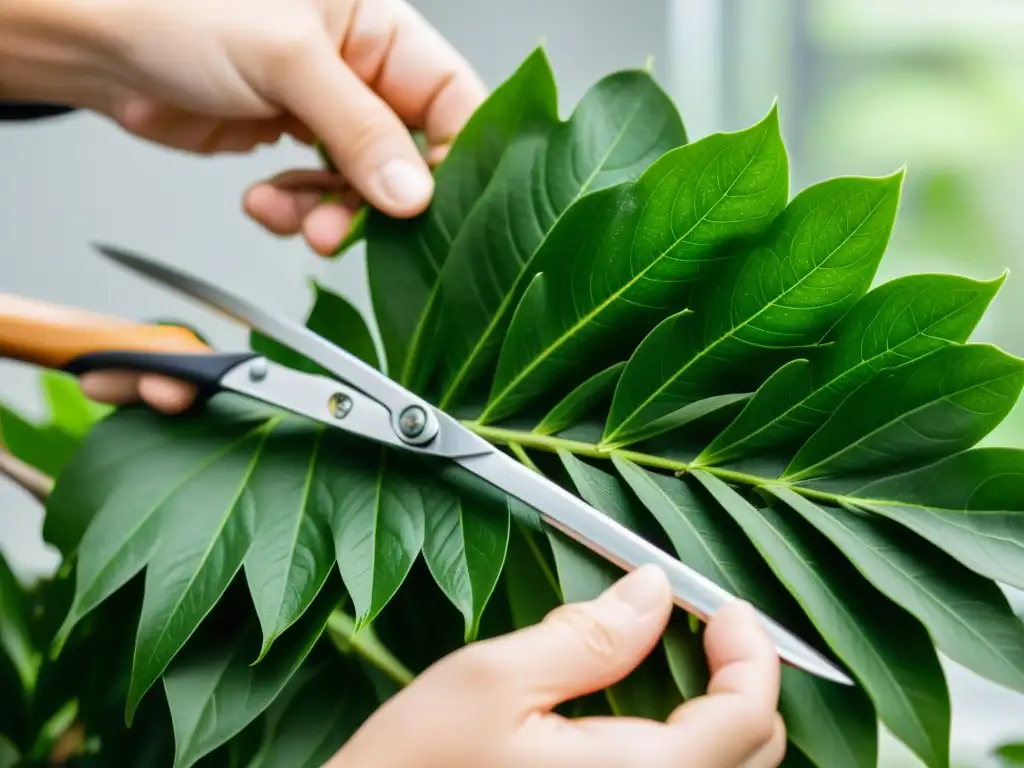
(744, 705), (781, 749)
(545, 603), (619, 662)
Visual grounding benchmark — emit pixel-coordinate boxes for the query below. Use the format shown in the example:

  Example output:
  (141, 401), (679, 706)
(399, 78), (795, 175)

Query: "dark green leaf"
(692, 470), (950, 768)
(662, 615), (709, 701)
(770, 486), (1024, 694)
(250, 282), (379, 373)
(422, 482), (510, 642)
(246, 657), (377, 768)
(533, 362), (626, 436)
(784, 343), (1024, 481)
(0, 402), (79, 479)
(697, 272), (1002, 465)
(605, 171), (904, 447)
(502, 523), (561, 630)
(835, 447), (1024, 591)
(610, 457), (875, 768)
(0, 550), (34, 693)
(162, 576), (342, 768)
(434, 70), (686, 407)
(366, 47), (558, 384)
(481, 104), (789, 424)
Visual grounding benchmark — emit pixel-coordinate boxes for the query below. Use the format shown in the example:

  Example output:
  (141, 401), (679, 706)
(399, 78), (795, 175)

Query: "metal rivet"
(249, 358), (268, 382)
(398, 405), (427, 439)
(329, 393), (353, 419)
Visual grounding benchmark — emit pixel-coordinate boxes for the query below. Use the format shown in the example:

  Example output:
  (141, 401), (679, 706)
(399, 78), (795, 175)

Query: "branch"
(0, 444), (53, 502)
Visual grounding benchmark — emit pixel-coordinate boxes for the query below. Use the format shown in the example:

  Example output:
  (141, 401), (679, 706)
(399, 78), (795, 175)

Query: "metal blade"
(455, 448), (854, 686)
(91, 242), (484, 459)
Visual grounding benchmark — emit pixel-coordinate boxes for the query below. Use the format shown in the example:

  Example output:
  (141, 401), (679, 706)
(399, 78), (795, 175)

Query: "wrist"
(0, 0), (120, 110)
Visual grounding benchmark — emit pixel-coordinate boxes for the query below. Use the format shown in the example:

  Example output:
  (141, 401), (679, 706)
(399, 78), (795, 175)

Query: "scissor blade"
(455, 448), (854, 686)
(92, 242), (485, 459)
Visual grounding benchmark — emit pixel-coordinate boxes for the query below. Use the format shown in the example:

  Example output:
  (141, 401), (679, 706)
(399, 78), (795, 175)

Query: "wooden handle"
(0, 293), (209, 370)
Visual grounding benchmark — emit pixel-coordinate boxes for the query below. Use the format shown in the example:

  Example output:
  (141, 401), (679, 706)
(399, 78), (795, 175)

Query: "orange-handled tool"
(0, 293), (211, 372)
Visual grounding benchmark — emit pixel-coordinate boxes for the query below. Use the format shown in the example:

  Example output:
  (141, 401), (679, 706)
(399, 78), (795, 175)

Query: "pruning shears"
(0, 243), (852, 686)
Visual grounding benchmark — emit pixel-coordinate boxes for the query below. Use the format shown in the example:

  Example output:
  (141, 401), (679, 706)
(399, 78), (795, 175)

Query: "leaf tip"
(642, 53), (656, 72)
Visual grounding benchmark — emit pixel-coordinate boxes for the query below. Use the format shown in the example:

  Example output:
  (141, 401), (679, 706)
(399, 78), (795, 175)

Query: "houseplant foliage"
(3, 45), (1024, 768)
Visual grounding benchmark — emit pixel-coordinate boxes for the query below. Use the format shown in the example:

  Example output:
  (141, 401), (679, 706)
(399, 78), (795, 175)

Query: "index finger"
(341, 0), (488, 149)
(663, 601), (783, 765)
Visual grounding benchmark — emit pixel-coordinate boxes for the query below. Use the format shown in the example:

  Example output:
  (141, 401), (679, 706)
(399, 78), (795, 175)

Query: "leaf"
(692, 470), (950, 768)
(833, 447), (1024, 591)
(324, 438), (427, 631)
(767, 486), (1024, 694)
(40, 370), (112, 439)
(996, 743), (1024, 766)
(246, 657), (377, 768)
(0, 402), (79, 479)
(784, 343), (1024, 481)
(697, 271), (1003, 465)
(502, 523), (561, 630)
(126, 428), (267, 721)
(162, 576), (342, 768)
(0, 550), (34, 692)
(534, 362), (625, 436)
(366, 47), (558, 383)
(433, 69), (686, 407)
(422, 482), (510, 642)
(250, 281), (379, 373)
(610, 456), (876, 768)
(481, 104), (790, 424)
(605, 171), (905, 447)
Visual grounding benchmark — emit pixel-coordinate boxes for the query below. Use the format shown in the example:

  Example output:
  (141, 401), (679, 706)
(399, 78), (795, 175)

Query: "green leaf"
(784, 343), (1024, 481)
(325, 439), (427, 631)
(246, 657), (377, 768)
(995, 743), (1024, 766)
(366, 47), (558, 383)
(40, 370), (112, 439)
(533, 362), (625, 436)
(605, 171), (904, 447)
(422, 482), (510, 642)
(696, 269), (1004, 465)
(250, 281), (379, 373)
(834, 447), (1024, 591)
(126, 428), (267, 721)
(0, 402), (79, 479)
(162, 577), (342, 768)
(768, 486), (1024, 693)
(0, 551), (34, 693)
(610, 456), (876, 768)
(692, 470), (950, 768)
(502, 523), (561, 630)
(434, 69), (686, 407)
(481, 104), (790, 424)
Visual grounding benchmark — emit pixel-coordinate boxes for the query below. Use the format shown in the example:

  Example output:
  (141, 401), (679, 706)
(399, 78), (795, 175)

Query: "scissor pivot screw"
(249, 358), (268, 382)
(329, 393), (353, 419)
(398, 405), (427, 439)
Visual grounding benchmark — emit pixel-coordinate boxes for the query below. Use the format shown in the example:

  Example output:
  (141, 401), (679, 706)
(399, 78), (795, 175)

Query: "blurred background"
(2, 0), (1022, 764)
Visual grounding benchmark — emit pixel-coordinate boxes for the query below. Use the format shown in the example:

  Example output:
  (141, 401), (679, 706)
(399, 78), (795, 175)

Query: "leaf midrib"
(785, 364), (1023, 481)
(712, 480), (932, 757)
(705, 296), (981, 462)
(799, 494), (1024, 685)
(266, 426), (325, 640)
(439, 95), (650, 409)
(482, 128), (773, 422)
(606, 189), (890, 444)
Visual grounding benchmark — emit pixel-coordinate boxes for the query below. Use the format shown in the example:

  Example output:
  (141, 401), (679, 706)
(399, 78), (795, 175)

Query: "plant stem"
(466, 422), (851, 508)
(0, 445), (53, 502)
(327, 610), (415, 687)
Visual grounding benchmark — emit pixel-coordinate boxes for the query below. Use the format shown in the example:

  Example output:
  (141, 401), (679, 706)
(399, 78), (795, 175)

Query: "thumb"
(265, 35), (434, 218)
(487, 564), (673, 710)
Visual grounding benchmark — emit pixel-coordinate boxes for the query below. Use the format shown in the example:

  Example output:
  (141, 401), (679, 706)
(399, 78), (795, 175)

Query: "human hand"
(326, 565), (786, 768)
(2, 0), (486, 254)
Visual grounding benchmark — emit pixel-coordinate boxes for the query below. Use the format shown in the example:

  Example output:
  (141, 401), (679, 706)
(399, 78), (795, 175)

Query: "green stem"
(327, 610), (415, 687)
(466, 422), (850, 508)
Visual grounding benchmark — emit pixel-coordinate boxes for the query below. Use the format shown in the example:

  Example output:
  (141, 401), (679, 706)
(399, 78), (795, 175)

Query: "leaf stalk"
(0, 445), (53, 502)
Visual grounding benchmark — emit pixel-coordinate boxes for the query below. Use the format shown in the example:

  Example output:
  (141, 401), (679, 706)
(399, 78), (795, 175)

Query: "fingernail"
(610, 565), (667, 616)
(376, 158), (433, 211)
